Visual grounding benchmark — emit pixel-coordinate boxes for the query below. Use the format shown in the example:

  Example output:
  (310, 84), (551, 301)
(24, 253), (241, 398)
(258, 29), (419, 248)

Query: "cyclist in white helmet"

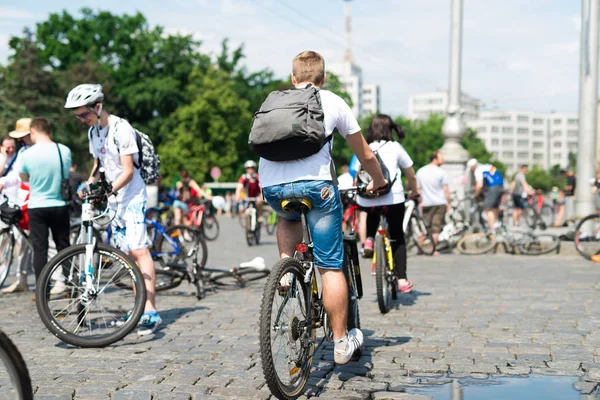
(65, 83), (161, 335)
(235, 160), (263, 219)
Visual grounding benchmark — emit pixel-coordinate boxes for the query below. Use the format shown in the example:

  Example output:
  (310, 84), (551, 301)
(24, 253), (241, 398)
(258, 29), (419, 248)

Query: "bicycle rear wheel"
(519, 234), (560, 255)
(343, 242), (361, 331)
(375, 235), (395, 314)
(411, 215), (436, 255)
(36, 243), (146, 348)
(456, 232), (497, 255)
(0, 229), (14, 290)
(0, 330), (32, 400)
(202, 215), (220, 241)
(575, 214), (600, 261)
(259, 258), (314, 400)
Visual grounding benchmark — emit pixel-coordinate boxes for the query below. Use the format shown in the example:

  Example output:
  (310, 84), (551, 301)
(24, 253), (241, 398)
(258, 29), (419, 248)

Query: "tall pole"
(441, 0), (469, 196)
(576, 0), (599, 219)
(343, 0), (354, 63)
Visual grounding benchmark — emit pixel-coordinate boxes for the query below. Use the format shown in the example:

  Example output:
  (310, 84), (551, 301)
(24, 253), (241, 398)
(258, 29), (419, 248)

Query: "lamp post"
(576, 0), (599, 220)
(441, 0), (470, 198)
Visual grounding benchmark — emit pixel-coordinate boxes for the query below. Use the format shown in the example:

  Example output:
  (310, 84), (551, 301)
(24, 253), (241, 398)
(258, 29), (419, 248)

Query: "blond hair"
(292, 51), (325, 86)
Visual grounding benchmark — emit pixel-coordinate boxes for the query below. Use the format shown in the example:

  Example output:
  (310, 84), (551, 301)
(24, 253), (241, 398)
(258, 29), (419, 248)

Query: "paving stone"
(574, 381), (598, 394)
(372, 392), (433, 400)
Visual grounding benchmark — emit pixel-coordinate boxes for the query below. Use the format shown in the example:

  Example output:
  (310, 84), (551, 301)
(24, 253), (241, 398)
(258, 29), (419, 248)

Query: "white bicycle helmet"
(244, 160), (257, 169)
(64, 84), (104, 109)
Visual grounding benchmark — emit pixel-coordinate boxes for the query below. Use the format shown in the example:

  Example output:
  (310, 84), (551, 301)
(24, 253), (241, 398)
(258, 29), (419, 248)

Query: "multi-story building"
(408, 91), (481, 122)
(362, 84), (380, 116)
(328, 61), (363, 118)
(467, 110), (578, 174)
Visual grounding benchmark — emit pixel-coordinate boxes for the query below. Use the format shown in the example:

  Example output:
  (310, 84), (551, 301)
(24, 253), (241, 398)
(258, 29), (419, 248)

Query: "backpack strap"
(2, 152), (18, 178)
(373, 140), (399, 187)
(111, 119), (141, 169)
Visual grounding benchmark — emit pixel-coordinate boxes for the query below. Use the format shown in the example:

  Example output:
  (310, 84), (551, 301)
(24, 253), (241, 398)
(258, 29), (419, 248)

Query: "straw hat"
(9, 118), (32, 139)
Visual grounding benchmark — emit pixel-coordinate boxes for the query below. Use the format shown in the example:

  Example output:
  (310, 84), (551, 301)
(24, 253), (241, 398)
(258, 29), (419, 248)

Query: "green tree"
(525, 164), (552, 191)
(158, 67), (252, 184)
(396, 115), (444, 171)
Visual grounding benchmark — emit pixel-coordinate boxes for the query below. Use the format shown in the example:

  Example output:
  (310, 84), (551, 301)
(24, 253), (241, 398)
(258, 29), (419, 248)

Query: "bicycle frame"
(187, 203), (205, 228)
(372, 213), (394, 275)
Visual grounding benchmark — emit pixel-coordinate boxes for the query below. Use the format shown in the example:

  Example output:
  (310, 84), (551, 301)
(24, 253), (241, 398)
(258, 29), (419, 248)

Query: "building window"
(502, 151), (514, 158)
(477, 126), (487, 133)
(553, 153), (562, 159)
(502, 127), (513, 134)
(533, 141), (544, 148)
(491, 139), (499, 145)
(553, 142), (562, 148)
(533, 118), (544, 125)
(568, 142), (577, 150)
(492, 151), (499, 158)
(517, 115), (529, 122)
(533, 130), (544, 136)
(502, 139), (513, 146)
(491, 126), (499, 133)
(533, 153), (543, 160)
(568, 118), (578, 125)
(553, 118), (562, 125)
(517, 127), (529, 134)
(552, 130), (562, 137)
(517, 152), (529, 159)
(568, 130), (578, 137)
(517, 139), (529, 146)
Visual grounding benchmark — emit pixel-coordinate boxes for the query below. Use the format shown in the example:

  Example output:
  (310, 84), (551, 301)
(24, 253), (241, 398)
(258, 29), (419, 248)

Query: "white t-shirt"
(88, 115), (147, 203)
(356, 141), (414, 207)
(416, 163), (448, 207)
(259, 89), (361, 188)
(337, 172), (353, 189)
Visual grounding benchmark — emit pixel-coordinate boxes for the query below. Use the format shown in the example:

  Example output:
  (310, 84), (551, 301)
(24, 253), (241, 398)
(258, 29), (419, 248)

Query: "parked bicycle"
(456, 224), (560, 256)
(36, 168), (147, 348)
(0, 329), (32, 399)
(403, 199), (435, 255)
(188, 200), (220, 241)
(264, 207), (279, 236)
(259, 190), (362, 400)
(0, 197), (33, 290)
(574, 213), (600, 261)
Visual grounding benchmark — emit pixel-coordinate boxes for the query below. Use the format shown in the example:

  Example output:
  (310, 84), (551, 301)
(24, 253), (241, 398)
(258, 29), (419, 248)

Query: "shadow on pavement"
(394, 290), (431, 307)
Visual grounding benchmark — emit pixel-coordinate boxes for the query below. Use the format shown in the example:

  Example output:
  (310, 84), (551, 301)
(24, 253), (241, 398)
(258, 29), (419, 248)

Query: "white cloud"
(0, 7), (34, 20)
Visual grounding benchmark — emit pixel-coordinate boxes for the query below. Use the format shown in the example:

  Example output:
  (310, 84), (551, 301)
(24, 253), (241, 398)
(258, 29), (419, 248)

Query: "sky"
(0, 0), (583, 116)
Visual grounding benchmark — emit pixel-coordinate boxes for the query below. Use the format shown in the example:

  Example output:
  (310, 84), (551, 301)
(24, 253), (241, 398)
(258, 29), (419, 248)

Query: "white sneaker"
(334, 328), (364, 365)
(1, 279), (28, 294)
(50, 281), (67, 295)
(239, 257), (266, 270)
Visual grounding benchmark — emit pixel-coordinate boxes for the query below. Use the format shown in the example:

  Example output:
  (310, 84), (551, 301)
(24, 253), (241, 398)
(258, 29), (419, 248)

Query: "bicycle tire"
(211, 268), (270, 287)
(375, 235), (394, 314)
(0, 229), (15, 290)
(575, 214), (600, 261)
(266, 212), (277, 235)
(157, 225), (208, 269)
(255, 224), (261, 245)
(36, 243), (146, 348)
(518, 234), (561, 256)
(260, 257), (314, 400)
(411, 214), (436, 255)
(456, 232), (497, 255)
(343, 243), (361, 331)
(114, 264), (182, 292)
(202, 216), (220, 241)
(238, 214), (247, 229)
(0, 330), (33, 400)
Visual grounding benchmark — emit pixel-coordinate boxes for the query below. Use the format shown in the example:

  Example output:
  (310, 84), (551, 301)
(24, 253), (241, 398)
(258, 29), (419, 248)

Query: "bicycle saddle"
(239, 256), (266, 270)
(281, 198), (312, 214)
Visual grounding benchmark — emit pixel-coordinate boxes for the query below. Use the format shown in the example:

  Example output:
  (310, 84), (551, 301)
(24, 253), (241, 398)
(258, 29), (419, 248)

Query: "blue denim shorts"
(173, 200), (190, 213)
(262, 180), (343, 270)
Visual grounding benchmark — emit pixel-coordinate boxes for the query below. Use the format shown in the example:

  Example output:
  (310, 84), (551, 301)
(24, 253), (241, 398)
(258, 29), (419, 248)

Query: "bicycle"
(264, 207), (279, 235)
(244, 198), (261, 246)
(36, 168), (147, 348)
(341, 191), (359, 235)
(0, 197), (33, 290)
(259, 190), (362, 400)
(0, 329), (33, 399)
(187, 200), (220, 241)
(456, 224), (560, 256)
(403, 199), (435, 256)
(370, 207), (399, 314)
(574, 213), (600, 261)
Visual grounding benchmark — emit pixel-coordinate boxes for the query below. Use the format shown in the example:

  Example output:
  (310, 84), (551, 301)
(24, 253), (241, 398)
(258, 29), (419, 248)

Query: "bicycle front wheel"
(344, 242), (361, 331)
(202, 215), (220, 241)
(575, 214), (600, 261)
(519, 234), (560, 255)
(158, 225), (208, 269)
(259, 258), (314, 400)
(0, 330), (32, 400)
(36, 243), (146, 348)
(456, 232), (497, 255)
(375, 235), (395, 314)
(0, 229), (15, 290)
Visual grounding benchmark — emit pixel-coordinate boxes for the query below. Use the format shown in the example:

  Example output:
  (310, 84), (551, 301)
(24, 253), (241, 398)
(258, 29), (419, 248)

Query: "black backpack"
(248, 85), (330, 161)
(356, 141), (397, 198)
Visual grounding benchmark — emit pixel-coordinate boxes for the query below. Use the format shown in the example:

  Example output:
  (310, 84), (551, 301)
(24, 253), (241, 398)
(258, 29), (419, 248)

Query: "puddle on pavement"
(408, 375), (598, 400)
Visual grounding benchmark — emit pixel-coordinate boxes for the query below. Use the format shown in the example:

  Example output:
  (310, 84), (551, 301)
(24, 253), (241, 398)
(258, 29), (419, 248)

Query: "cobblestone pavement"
(1, 217), (600, 399)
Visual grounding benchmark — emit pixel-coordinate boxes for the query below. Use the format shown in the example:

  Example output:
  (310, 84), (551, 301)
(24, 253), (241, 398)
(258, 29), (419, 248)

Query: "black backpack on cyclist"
(356, 141), (397, 198)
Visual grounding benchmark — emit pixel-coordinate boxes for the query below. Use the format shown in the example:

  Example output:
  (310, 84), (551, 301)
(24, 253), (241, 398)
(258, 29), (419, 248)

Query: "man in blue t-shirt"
(20, 118), (71, 286)
(467, 158), (505, 234)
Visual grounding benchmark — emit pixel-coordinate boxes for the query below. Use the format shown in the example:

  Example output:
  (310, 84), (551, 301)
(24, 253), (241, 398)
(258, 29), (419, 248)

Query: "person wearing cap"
(467, 158), (505, 235)
(64, 83), (161, 336)
(0, 136), (17, 177)
(0, 118), (33, 205)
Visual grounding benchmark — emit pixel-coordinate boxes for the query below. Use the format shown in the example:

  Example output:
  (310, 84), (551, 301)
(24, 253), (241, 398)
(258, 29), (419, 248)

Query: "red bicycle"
(188, 200), (220, 241)
(341, 192), (360, 234)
